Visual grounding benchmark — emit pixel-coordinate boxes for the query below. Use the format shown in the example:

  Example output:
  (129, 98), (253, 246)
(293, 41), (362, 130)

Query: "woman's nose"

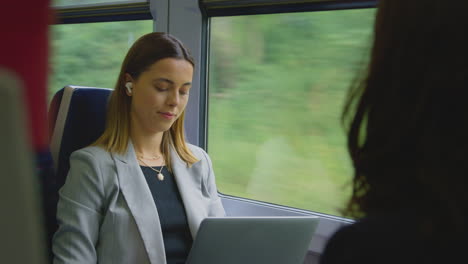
(167, 91), (179, 106)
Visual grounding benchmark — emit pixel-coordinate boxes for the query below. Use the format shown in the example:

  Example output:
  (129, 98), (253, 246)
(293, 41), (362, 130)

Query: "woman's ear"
(124, 73), (133, 83)
(125, 82), (133, 95)
(124, 73), (134, 96)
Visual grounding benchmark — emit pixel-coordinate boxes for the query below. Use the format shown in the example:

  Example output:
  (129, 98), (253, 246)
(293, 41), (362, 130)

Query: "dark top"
(140, 166), (193, 264)
(320, 209), (465, 264)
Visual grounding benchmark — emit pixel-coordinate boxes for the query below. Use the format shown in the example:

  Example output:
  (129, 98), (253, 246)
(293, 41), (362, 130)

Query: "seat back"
(49, 85), (112, 189)
(0, 68), (47, 264)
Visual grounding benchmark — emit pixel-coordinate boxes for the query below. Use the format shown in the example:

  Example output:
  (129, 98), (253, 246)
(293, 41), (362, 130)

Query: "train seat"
(49, 85), (112, 190)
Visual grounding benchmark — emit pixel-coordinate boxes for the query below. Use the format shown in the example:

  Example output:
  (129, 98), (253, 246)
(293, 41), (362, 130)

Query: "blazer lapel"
(170, 148), (206, 239)
(113, 142), (166, 264)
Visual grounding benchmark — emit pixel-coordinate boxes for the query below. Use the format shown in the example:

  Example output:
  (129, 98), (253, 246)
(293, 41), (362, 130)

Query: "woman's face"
(127, 58), (193, 134)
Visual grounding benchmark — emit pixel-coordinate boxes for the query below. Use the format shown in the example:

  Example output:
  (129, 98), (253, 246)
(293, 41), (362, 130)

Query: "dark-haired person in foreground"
(320, 0), (468, 263)
(52, 32), (225, 264)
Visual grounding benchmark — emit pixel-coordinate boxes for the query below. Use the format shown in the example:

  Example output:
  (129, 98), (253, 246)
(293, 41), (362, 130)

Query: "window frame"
(201, 0), (377, 17)
(201, 3), (377, 256)
(201, 1), (377, 218)
(54, 1), (152, 24)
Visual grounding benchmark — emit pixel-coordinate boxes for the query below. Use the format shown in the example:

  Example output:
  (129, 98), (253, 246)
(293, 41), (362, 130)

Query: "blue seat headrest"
(50, 85), (112, 189)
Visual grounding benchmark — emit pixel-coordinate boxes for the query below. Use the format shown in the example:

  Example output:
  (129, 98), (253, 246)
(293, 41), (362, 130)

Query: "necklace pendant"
(157, 173), (164, 181)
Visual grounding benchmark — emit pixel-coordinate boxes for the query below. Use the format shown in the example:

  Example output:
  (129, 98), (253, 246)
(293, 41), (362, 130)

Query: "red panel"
(0, 1), (52, 150)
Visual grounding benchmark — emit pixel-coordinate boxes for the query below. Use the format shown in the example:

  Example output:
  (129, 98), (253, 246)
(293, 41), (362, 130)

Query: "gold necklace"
(136, 154), (161, 161)
(138, 157), (165, 181)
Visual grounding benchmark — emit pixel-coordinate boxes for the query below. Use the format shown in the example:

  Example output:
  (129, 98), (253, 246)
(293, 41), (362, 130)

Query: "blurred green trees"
(208, 9), (375, 216)
(49, 20), (152, 98)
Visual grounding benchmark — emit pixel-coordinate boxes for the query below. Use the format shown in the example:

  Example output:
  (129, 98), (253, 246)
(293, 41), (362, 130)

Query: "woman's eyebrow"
(154, 78), (191, 86)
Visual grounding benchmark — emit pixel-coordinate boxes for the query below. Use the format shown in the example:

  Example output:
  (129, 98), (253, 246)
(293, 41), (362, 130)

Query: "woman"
(320, 0), (468, 263)
(53, 32), (225, 264)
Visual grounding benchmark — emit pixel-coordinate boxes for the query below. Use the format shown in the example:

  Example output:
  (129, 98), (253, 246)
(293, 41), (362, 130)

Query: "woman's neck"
(130, 128), (164, 158)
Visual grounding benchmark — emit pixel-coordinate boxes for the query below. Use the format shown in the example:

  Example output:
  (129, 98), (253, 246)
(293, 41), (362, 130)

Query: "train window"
(49, 20), (152, 98)
(53, 0), (146, 7)
(208, 9), (375, 216)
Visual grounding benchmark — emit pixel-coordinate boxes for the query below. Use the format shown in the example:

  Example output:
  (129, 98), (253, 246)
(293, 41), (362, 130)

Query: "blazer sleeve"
(199, 149), (226, 217)
(53, 149), (106, 264)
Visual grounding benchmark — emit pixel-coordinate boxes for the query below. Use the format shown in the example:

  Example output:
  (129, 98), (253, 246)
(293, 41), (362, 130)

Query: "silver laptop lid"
(186, 216), (319, 264)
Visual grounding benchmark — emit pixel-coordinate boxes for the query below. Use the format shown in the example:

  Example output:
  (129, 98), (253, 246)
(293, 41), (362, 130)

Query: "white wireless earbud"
(125, 82), (133, 94)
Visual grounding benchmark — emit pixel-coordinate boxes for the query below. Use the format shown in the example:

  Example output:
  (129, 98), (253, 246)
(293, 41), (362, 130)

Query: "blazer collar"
(113, 141), (166, 264)
(113, 141), (205, 257)
(169, 146), (205, 239)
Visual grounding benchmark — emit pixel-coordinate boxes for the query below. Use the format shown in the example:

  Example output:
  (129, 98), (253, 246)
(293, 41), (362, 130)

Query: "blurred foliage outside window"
(208, 9), (375, 216)
(49, 20), (152, 99)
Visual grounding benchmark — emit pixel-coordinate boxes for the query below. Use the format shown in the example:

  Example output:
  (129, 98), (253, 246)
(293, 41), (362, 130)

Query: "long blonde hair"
(93, 32), (198, 170)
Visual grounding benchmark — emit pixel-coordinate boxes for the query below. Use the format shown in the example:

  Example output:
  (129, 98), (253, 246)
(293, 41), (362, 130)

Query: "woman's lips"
(159, 112), (175, 119)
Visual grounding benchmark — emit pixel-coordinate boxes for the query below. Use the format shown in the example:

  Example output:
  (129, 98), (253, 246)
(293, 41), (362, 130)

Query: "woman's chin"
(148, 126), (172, 134)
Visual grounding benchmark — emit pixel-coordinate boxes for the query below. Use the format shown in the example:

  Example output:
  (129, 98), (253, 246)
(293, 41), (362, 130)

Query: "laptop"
(186, 216), (319, 264)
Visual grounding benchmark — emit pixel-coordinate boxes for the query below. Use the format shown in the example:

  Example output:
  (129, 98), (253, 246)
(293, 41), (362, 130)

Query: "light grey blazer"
(52, 142), (225, 264)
